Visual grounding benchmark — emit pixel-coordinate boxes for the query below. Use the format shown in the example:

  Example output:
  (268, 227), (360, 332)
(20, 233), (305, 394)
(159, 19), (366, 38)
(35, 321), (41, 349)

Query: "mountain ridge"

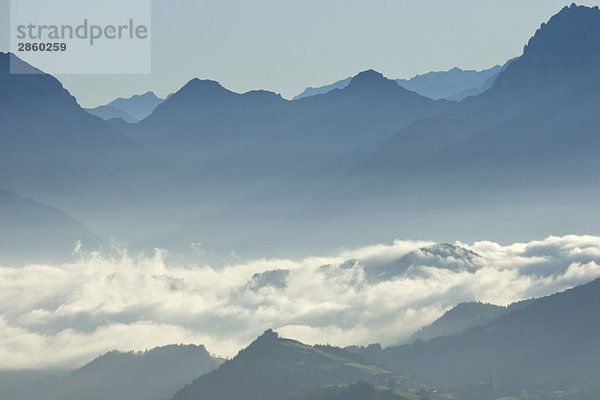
(292, 65), (504, 101)
(85, 91), (165, 122)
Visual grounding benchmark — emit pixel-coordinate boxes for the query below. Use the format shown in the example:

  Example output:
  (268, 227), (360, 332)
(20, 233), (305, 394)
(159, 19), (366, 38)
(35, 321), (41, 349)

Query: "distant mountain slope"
(292, 66), (503, 101)
(7, 345), (222, 400)
(3, 5), (600, 260)
(0, 53), (131, 197)
(0, 370), (69, 400)
(474, 4), (600, 111)
(85, 105), (137, 123)
(128, 78), (276, 141)
(86, 91), (165, 122)
(293, 77), (352, 100)
(396, 65), (502, 100)
(171, 330), (394, 400)
(378, 278), (600, 387)
(0, 53), (127, 150)
(316, 4), (600, 242)
(0, 190), (100, 264)
(410, 302), (508, 342)
(445, 59), (515, 101)
(121, 68), (448, 205)
(0, 53), (141, 260)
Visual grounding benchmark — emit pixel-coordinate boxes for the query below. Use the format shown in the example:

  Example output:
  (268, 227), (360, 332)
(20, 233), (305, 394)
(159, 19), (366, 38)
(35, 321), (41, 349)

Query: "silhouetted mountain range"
(293, 64), (505, 101)
(293, 77), (352, 100)
(86, 91), (166, 122)
(1, 4), (600, 400)
(312, 4), (600, 246)
(2, 4), (600, 260)
(396, 65), (504, 100)
(0, 52), (131, 199)
(85, 105), (137, 123)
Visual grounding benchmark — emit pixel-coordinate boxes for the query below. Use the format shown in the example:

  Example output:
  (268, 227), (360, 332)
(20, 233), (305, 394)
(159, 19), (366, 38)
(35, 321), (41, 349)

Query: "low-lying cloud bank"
(1, 235), (600, 370)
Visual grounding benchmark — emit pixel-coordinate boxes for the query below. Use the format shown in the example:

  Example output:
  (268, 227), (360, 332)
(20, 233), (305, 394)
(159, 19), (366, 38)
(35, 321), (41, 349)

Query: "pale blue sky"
(2, 0), (599, 107)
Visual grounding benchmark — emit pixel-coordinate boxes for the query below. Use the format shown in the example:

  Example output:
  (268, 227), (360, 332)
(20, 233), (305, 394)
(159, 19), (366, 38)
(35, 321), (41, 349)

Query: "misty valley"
(2, 3), (600, 400)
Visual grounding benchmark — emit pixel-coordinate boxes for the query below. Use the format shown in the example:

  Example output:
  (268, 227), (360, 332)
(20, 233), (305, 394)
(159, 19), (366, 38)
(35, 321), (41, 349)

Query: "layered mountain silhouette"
(1, 4), (600, 259)
(171, 329), (395, 400)
(2, 3), (600, 400)
(310, 4), (600, 246)
(396, 65), (503, 100)
(130, 69), (443, 145)
(85, 105), (137, 123)
(293, 65), (504, 101)
(5, 345), (223, 400)
(95, 68), (451, 255)
(0, 52), (131, 203)
(86, 91), (166, 122)
(0, 53), (127, 151)
(293, 77), (352, 100)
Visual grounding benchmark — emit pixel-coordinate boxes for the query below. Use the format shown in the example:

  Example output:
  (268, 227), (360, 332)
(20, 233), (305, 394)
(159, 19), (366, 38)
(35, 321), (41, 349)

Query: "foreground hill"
(171, 330), (395, 400)
(286, 381), (422, 400)
(5, 345), (222, 400)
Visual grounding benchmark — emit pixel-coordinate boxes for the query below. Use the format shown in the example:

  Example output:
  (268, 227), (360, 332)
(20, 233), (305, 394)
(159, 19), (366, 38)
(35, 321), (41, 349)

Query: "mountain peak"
(0, 53), (82, 113)
(257, 328), (279, 341)
(0, 52), (44, 76)
(241, 89), (285, 104)
(184, 78), (226, 92)
(347, 69), (400, 90)
(524, 4), (600, 63)
(122, 91), (160, 101)
(162, 77), (236, 108)
(492, 4), (600, 91)
(353, 69), (385, 80)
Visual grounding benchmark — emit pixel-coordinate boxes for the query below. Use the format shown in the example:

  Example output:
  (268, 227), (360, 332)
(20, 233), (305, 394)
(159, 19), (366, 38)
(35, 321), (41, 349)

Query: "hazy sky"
(2, 0), (600, 106)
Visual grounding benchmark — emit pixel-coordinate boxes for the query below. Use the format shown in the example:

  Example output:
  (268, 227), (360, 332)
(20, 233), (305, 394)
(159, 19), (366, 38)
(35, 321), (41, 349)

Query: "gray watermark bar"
(10, 0), (151, 74)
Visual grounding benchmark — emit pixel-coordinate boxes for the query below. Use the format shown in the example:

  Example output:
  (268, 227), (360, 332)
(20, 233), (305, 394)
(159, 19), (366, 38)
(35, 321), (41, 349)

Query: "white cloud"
(1, 235), (600, 370)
